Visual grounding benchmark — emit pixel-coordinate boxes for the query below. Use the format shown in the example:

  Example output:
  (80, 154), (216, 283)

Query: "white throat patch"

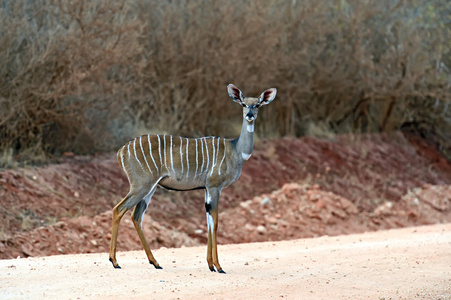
(242, 152), (252, 160)
(247, 123), (254, 133)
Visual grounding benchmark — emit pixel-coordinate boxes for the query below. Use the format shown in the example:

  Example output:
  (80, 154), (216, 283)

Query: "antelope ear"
(227, 84), (245, 104)
(258, 88), (277, 106)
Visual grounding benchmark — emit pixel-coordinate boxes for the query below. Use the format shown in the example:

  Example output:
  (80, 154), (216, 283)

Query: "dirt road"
(1, 223), (450, 299)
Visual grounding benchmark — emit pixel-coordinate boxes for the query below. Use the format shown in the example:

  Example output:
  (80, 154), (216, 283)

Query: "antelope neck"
(236, 118), (255, 160)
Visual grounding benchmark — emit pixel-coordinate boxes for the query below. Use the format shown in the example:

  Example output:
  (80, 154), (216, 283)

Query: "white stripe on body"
(194, 139), (198, 177)
(118, 145), (126, 169)
(219, 139), (227, 175)
(186, 138), (190, 178)
(179, 137), (184, 175)
(215, 137), (220, 166)
(163, 135), (167, 172)
(148, 135), (159, 173)
(204, 138), (209, 175)
(120, 148), (126, 171)
(133, 138), (145, 171)
(210, 137), (216, 176)
(170, 136), (175, 174)
(139, 136), (153, 174)
(127, 142), (131, 160)
(119, 146), (131, 183)
(157, 135), (163, 170)
(200, 138), (205, 174)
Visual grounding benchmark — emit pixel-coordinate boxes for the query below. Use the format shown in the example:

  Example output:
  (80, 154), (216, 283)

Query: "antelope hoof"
(109, 258), (121, 269)
(218, 269), (226, 274)
(209, 266), (216, 272)
(151, 261), (163, 269)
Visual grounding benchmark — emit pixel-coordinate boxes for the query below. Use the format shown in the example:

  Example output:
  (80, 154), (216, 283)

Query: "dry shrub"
(1, 0), (450, 167)
(0, 0), (142, 163)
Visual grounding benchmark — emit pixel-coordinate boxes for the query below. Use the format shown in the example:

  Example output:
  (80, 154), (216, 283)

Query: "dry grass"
(0, 0), (450, 167)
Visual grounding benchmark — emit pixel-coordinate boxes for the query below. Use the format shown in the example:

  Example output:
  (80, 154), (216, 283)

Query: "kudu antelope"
(109, 84), (277, 273)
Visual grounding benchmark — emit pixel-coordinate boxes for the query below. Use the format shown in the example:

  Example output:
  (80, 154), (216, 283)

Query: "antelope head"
(227, 84), (277, 123)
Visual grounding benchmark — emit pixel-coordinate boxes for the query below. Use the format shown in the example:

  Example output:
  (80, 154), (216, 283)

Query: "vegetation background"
(0, 0), (450, 167)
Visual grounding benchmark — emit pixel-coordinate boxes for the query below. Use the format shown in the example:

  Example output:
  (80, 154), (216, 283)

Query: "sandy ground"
(1, 223), (450, 300)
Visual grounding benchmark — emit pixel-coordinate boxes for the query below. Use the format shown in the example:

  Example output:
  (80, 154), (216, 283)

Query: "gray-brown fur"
(109, 84), (277, 273)
(118, 135), (232, 190)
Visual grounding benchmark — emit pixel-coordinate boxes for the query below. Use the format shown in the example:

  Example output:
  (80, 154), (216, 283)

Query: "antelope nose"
(246, 112), (255, 122)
